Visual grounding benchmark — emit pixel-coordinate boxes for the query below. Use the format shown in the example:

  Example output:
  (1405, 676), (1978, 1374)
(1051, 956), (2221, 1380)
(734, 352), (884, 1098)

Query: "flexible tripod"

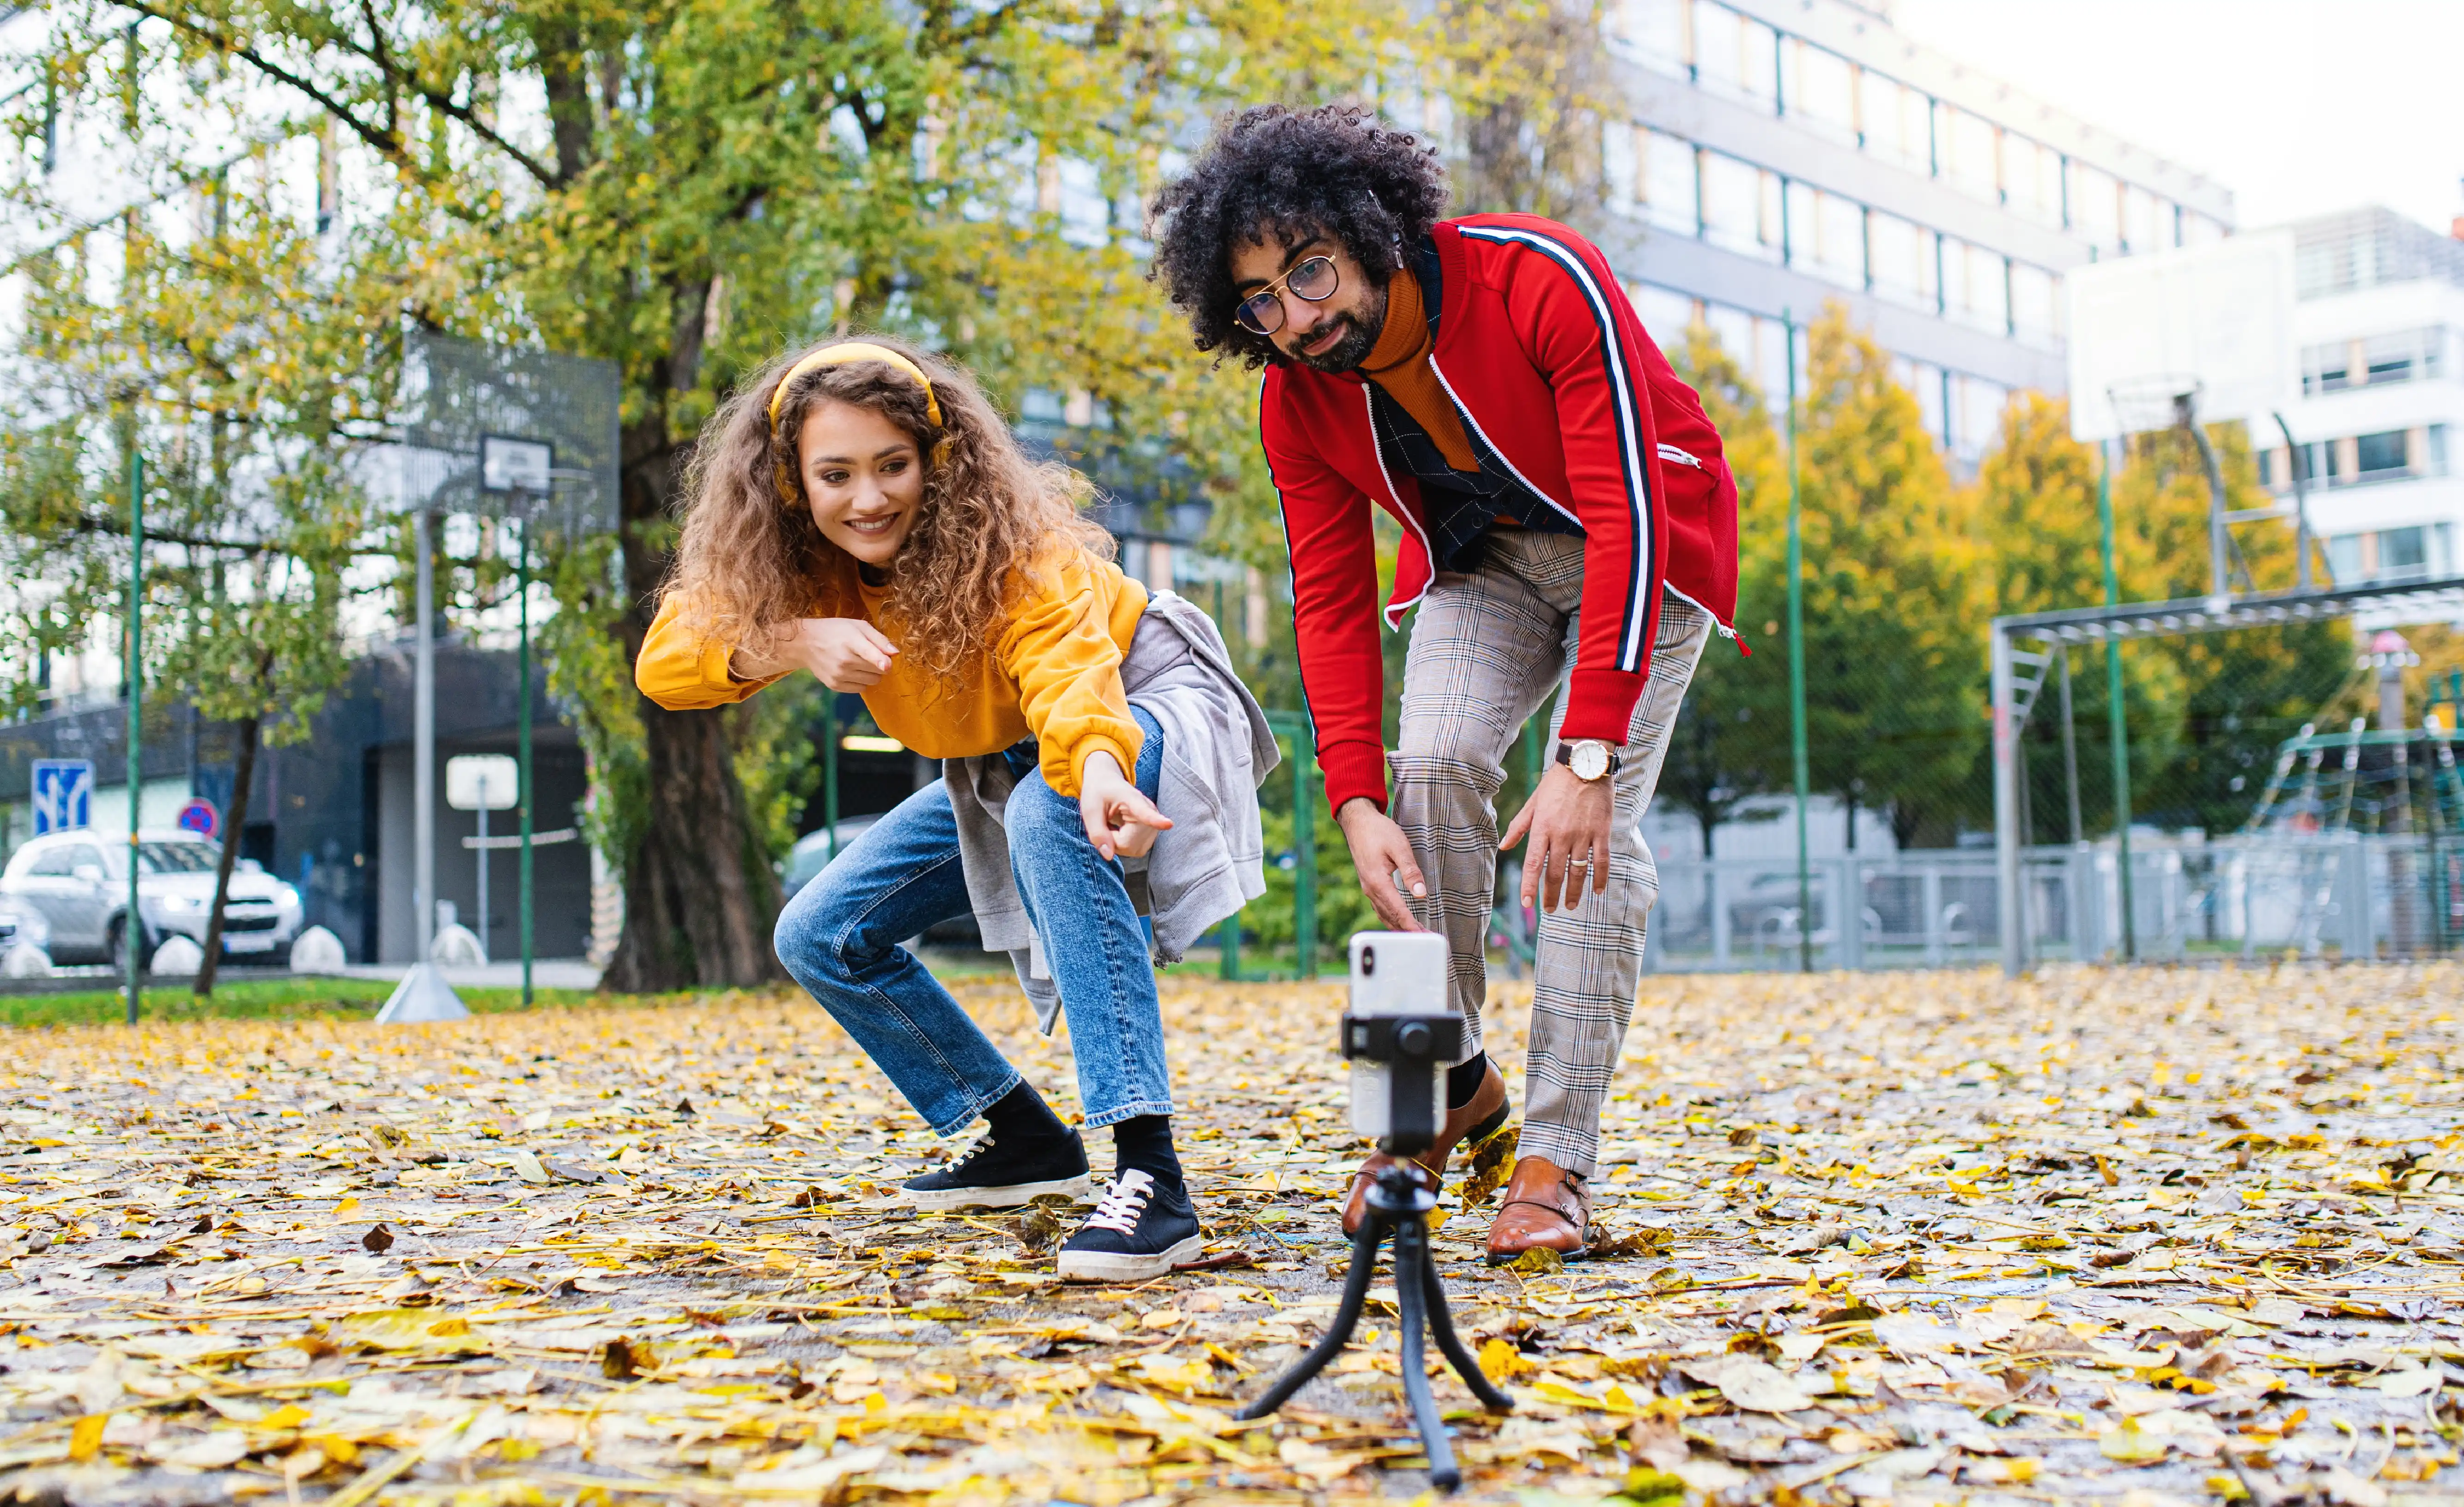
(1237, 1158), (1514, 1490)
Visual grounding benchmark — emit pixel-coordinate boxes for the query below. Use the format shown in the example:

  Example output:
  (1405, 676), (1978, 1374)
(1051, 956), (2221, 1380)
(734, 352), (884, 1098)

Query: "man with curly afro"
(1151, 104), (1743, 1263)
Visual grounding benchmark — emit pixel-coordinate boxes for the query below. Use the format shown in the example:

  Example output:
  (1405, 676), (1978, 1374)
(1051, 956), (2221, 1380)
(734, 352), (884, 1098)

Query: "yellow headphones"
(769, 342), (954, 505)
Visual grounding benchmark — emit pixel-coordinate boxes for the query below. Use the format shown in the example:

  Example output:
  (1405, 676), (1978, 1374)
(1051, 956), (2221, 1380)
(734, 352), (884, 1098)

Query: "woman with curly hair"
(637, 338), (1271, 1281)
(1149, 105), (1742, 1264)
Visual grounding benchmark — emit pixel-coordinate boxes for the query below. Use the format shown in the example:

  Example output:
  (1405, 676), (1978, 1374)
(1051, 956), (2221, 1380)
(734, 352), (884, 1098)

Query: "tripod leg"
(1236, 1216), (1385, 1421)
(1393, 1221), (1461, 1490)
(1421, 1253), (1513, 1411)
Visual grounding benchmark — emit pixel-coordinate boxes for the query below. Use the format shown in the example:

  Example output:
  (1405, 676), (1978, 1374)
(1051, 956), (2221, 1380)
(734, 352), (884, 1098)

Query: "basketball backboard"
(2066, 230), (2299, 444)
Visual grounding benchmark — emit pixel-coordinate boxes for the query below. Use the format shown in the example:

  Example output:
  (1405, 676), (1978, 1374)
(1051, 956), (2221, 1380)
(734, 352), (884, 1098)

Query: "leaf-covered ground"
(1, 963), (2460, 1506)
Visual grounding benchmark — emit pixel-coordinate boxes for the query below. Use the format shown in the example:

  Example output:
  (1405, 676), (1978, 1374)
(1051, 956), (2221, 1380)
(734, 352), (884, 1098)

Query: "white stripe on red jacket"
(1258, 212), (1742, 816)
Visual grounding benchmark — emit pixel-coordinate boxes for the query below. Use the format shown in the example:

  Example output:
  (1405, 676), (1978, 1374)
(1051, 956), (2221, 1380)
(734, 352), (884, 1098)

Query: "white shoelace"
(1083, 1168), (1155, 1234)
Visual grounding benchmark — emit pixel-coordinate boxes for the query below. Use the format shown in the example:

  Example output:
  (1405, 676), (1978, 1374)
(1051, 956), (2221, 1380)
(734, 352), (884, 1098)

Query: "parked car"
(777, 813), (979, 946)
(0, 829), (303, 968)
(0, 896), (50, 956)
(780, 815), (883, 898)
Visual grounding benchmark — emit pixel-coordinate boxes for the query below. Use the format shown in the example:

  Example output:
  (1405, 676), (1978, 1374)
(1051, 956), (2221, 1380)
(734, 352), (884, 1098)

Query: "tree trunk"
(605, 701), (783, 990)
(600, 369), (786, 993)
(194, 714), (260, 998)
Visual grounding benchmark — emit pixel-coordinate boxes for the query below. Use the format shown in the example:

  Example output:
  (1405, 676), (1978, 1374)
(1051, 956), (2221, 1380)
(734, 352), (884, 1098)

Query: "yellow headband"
(768, 342), (945, 430)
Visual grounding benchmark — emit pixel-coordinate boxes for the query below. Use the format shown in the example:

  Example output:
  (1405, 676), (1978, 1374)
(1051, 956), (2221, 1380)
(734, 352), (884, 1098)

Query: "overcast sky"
(1890, 0), (2464, 235)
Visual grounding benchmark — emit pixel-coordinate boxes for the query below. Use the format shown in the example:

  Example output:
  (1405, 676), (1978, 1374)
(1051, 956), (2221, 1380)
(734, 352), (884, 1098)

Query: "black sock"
(983, 1080), (1071, 1147)
(1447, 1052), (1492, 1110)
(1110, 1115), (1187, 1204)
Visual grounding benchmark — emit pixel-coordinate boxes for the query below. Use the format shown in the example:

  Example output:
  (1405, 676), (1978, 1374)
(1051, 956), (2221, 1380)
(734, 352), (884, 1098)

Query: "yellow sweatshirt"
(635, 550), (1148, 799)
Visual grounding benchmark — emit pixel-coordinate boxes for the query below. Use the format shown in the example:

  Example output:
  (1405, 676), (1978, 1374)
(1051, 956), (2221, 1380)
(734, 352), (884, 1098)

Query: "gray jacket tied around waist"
(942, 589), (1278, 1033)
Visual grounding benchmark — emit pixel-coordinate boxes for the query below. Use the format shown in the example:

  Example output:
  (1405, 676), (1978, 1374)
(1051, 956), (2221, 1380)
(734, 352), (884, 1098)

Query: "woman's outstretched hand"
(1078, 750), (1172, 861)
(729, 617), (898, 692)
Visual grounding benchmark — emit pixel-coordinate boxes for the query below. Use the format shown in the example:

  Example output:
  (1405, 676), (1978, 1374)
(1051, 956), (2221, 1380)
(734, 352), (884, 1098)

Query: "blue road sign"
(31, 759), (93, 834)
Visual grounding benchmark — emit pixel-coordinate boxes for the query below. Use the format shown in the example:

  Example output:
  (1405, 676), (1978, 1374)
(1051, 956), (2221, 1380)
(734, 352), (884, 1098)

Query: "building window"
(2009, 262), (2059, 345)
(1857, 69), (1928, 171)
(1610, 0), (1687, 71)
(1635, 128), (1700, 235)
(2000, 133), (2061, 227)
(1779, 37), (1855, 141)
(2070, 162), (2120, 252)
(1784, 181), (1863, 288)
(1912, 360), (1946, 448)
(1627, 282), (1699, 344)
(2355, 430), (2409, 478)
(1942, 236), (2009, 333)
(1692, 2), (1777, 109)
(2295, 330), (2446, 396)
(2432, 424), (2450, 476)
(1866, 210), (1936, 309)
(2382, 526), (2429, 578)
(2302, 339), (2353, 394)
(2326, 533), (2362, 583)
(1699, 150), (1779, 262)
(1936, 103), (1998, 201)
(2122, 185), (2166, 254)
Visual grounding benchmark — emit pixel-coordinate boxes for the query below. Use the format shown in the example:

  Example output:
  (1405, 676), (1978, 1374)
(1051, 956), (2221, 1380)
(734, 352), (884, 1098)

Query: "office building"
(1594, 0), (2233, 461)
(2253, 208), (2464, 585)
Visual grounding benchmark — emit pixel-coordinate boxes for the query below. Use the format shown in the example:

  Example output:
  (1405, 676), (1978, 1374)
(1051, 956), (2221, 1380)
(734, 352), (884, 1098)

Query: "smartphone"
(1347, 931), (1450, 1139)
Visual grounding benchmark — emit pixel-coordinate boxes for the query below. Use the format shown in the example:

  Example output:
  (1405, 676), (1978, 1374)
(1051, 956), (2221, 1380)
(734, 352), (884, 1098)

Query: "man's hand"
(1501, 764), (1615, 913)
(1336, 798), (1429, 932)
(1079, 750), (1172, 861)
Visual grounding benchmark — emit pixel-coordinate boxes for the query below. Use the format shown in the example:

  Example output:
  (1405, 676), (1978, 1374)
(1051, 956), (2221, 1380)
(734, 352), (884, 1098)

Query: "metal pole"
(2057, 648), (2083, 845)
(475, 797), (489, 962)
(823, 694), (840, 865)
(2273, 412), (2317, 590)
(1293, 736), (1317, 980)
(2181, 394), (2231, 603)
(1784, 311), (1811, 973)
(415, 508), (437, 964)
(518, 514), (534, 1006)
(124, 451), (143, 1026)
(1993, 625), (2022, 976)
(2098, 443), (2136, 959)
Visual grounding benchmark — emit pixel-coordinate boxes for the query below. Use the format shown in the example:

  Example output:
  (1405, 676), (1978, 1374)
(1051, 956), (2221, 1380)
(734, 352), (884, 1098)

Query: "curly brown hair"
(664, 335), (1113, 689)
(1148, 104), (1450, 369)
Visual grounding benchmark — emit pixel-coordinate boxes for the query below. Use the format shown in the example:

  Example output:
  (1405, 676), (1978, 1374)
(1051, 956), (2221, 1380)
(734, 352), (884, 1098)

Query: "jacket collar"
(1276, 222), (1472, 391)
(1429, 219), (1469, 356)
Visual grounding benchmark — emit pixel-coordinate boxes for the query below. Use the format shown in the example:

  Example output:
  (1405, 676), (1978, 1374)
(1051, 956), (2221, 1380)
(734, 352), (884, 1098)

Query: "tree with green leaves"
(1713, 306), (1987, 847)
(1972, 395), (2351, 838)
(18, 0), (1437, 991)
(0, 156), (384, 992)
(1659, 320), (1786, 854)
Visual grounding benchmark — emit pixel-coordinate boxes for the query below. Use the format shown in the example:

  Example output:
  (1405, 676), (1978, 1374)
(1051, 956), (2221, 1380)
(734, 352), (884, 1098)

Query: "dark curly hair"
(1147, 104), (1450, 369)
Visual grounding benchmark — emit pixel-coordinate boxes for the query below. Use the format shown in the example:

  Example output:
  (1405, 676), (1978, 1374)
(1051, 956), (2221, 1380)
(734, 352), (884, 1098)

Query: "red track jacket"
(1259, 213), (1742, 816)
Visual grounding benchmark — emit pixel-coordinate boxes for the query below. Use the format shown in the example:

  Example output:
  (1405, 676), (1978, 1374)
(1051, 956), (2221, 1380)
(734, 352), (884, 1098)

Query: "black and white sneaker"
(1056, 1169), (1203, 1283)
(899, 1129), (1094, 1211)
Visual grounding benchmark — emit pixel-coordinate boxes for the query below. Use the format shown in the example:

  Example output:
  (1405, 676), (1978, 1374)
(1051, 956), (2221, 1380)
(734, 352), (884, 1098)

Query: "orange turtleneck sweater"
(1357, 267), (1480, 472)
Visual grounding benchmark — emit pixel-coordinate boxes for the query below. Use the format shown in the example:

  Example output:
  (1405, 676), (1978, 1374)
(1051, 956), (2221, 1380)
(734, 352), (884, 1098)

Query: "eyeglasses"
(1234, 254), (1340, 336)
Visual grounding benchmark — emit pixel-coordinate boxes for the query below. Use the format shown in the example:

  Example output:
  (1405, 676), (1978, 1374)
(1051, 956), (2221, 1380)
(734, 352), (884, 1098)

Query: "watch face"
(1572, 741), (1609, 781)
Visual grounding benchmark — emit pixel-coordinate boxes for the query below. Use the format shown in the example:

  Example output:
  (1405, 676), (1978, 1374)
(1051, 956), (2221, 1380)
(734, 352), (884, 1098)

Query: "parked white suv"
(0, 829), (303, 968)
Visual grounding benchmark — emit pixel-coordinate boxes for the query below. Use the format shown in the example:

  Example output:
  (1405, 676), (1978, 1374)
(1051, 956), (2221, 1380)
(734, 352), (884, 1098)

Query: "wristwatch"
(1556, 739), (1621, 782)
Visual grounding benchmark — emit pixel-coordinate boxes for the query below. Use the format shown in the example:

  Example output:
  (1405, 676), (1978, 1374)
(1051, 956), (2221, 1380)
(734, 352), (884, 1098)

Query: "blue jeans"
(774, 707), (1173, 1136)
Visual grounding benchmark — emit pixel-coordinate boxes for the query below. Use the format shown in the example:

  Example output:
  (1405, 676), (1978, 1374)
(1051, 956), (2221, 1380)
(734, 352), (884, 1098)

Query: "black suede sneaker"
(899, 1128), (1093, 1212)
(1056, 1169), (1203, 1283)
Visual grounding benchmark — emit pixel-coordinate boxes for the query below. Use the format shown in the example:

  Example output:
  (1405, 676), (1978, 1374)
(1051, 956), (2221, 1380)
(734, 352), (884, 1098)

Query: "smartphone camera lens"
(1360, 946), (1376, 976)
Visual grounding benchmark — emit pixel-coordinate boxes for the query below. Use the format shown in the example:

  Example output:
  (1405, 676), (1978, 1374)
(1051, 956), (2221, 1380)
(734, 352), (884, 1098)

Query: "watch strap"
(1553, 741), (1623, 777)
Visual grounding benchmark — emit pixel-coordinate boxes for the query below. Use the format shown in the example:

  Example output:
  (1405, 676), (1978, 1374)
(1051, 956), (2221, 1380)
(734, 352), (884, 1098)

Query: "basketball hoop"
(2104, 375), (2202, 441)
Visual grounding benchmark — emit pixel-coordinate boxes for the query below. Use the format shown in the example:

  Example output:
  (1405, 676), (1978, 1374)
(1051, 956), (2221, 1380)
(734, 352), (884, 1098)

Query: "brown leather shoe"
(1485, 1156), (1590, 1265)
(1339, 1060), (1511, 1236)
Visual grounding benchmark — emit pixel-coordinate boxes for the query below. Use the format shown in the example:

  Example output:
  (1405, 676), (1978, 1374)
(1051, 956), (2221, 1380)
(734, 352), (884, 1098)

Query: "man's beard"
(1289, 282), (1389, 374)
